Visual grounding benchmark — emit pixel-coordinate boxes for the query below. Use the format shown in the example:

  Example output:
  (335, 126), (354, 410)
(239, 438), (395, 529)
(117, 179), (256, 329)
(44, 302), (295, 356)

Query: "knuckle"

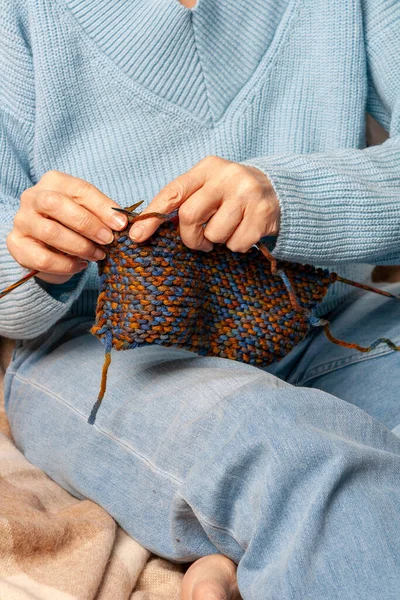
(5, 231), (16, 254)
(6, 232), (31, 267)
(73, 211), (92, 231)
(180, 233), (200, 251)
(38, 219), (58, 241)
(235, 176), (259, 199)
(201, 154), (222, 166)
(154, 182), (186, 213)
(41, 170), (63, 185)
(13, 210), (24, 229)
(39, 190), (61, 212)
(178, 203), (197, 225)
(71, 178), (92, 200)
(35, 253), (52, 272)
(76, 240), (94, 257)
(205, 231), (225, 244)
(226, 239), (247, 253)
(166, 180), (186, 201)
(62, 258), (78, 273)
(226, 162), (245, 178)
(6, 231), (24, 257)
(20, 187), (35, 205)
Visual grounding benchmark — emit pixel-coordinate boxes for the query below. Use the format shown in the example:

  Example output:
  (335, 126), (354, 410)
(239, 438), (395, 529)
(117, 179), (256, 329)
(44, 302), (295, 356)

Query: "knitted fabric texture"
(91, 220), (332, 364)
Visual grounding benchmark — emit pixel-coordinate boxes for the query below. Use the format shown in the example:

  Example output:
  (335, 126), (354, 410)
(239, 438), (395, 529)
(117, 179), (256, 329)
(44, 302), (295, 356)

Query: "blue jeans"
(4, 283), (400, 599)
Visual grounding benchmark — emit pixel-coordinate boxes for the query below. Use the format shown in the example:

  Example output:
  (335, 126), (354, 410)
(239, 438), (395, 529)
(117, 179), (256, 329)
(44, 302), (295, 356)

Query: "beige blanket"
(0, 337), (184, 600)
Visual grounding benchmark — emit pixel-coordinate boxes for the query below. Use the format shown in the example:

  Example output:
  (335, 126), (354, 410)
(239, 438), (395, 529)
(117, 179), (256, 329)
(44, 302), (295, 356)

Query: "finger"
(225, 215), (265, 253)
(177, 184), (223, 251)
(129, 156), (222, 242)
(28, 190), (116, 246)
(33, 171), (128, 230)
(202, 201), (244, 245)
(7, 230), (89, 275)
(22, 214), (107, 262)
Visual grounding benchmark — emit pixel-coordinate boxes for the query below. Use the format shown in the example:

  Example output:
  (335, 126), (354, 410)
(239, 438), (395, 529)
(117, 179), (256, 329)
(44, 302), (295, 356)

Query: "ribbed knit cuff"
(0, 221), (94, 339)
(243, 155), (327, 265)
(242, 144), (400, 267)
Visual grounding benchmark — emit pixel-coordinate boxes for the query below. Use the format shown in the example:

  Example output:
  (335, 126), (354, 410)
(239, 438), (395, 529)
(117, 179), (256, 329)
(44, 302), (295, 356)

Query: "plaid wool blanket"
(0, 337), (183, 600)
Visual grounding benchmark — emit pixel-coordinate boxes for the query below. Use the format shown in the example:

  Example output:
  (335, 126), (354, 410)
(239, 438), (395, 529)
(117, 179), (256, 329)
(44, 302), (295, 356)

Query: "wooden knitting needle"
(111, 201), (179, 225)
(0, 269), (39, 299)
(111, 200), (144, 216)
(253, 243), (400, 301)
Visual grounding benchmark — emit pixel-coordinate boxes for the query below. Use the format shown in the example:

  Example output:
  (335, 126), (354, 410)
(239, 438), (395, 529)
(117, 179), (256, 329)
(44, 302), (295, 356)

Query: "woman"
(1, 0), (400, 597)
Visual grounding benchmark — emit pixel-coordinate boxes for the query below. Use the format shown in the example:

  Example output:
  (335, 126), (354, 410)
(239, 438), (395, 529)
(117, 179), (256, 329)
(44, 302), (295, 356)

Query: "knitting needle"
(0, 269), (39, 299)
(111, 200), (144, 216)
(253, 242), (400, 301)
(113, 203), (179, 225)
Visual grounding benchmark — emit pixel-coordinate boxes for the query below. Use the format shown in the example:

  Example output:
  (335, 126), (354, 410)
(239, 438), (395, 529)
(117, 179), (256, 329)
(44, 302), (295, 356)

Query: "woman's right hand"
(6, 170), (128, 285)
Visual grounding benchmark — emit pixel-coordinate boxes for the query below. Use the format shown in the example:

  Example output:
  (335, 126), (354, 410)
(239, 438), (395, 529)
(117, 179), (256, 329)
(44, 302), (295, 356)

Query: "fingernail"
(113, 215), (128, 229)
(93, 248), (106, 260)
(97, 228), (114, 244)
(130, 224), (144, 241)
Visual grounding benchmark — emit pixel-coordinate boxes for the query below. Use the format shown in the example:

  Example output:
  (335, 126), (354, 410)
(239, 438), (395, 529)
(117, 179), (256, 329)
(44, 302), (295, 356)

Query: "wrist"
(245, 165), (281, 237)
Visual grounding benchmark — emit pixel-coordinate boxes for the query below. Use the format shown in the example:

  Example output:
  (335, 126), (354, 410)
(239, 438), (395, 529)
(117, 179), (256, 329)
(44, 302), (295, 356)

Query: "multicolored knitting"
(2, 202), (400, 425)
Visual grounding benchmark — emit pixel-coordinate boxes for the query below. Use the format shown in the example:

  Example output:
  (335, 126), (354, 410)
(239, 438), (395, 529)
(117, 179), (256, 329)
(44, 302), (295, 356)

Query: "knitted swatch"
(91, 222), (330, 361)
(88, 205), (400, 424)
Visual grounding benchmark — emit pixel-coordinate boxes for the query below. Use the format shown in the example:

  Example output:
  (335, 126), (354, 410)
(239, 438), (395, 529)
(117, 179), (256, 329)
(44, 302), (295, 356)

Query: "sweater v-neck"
(64, 0), (292, 125)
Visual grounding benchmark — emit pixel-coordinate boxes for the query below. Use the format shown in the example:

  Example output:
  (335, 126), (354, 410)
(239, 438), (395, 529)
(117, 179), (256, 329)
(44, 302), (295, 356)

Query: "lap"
(5, 315), (291, 497)
(6, 280), (400, 437)
(4, 308), (400, 565)
(6, 281), (400, 445)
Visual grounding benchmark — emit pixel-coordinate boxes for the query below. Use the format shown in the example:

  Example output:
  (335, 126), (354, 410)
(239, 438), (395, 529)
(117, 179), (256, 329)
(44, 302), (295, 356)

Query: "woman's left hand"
(128, 156), (280, 252)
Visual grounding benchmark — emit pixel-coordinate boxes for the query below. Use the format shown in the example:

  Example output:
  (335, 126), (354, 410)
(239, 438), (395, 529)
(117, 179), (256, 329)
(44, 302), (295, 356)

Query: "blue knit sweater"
(1, 0), (400, 339)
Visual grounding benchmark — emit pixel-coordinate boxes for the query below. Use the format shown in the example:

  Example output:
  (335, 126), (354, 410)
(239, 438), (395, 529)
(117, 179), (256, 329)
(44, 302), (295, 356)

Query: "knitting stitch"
(91, 221), (330, 360)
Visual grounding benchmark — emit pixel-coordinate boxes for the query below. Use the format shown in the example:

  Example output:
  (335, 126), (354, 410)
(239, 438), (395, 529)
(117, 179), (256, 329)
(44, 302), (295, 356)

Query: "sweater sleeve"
(0, 0), (91, 339)
(242, 0), (400, 267)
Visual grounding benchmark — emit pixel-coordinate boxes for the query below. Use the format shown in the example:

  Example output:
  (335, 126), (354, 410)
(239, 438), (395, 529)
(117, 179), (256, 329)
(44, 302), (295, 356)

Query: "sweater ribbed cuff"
(242, 146), (400, 267)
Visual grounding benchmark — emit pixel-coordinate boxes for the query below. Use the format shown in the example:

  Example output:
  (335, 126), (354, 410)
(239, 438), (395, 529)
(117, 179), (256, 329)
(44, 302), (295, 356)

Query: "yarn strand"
(321, 320), (400, 353)
(88, 330), (113, 425)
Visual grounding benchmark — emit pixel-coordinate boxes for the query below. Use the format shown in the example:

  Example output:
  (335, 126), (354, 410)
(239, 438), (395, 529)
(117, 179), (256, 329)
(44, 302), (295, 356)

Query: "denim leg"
(274, 282), (400, 431)
(4, 315), (400, 600)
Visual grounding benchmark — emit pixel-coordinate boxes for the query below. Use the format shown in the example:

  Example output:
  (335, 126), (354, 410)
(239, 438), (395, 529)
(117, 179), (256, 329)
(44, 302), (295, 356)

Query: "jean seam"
(295, 347), (395, 386)
(10, 373), (244, 542)
(9, 372), (184, 487)
(174, 491), (246, 550)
